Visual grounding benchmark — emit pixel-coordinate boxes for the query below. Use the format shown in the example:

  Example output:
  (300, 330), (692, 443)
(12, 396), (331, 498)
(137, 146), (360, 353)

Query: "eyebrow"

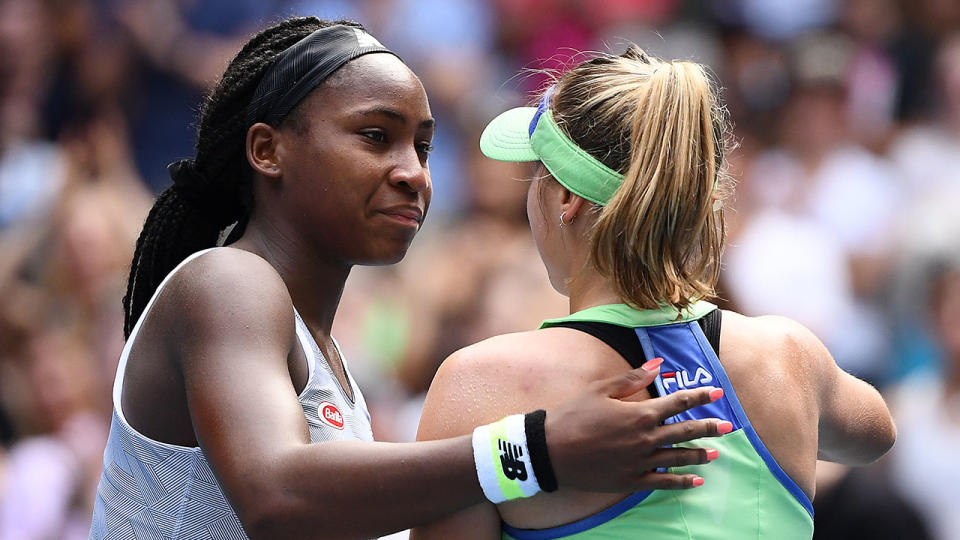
(356, 106), (435, 128)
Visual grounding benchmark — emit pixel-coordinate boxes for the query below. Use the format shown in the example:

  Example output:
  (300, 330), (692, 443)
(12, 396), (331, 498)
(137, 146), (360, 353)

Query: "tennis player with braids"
(89, 18), (734, 540)
(412, 48), (896, 539)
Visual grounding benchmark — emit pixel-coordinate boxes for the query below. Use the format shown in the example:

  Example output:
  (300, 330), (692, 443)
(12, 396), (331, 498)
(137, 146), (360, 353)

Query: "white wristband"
(472, 414), (542, 503)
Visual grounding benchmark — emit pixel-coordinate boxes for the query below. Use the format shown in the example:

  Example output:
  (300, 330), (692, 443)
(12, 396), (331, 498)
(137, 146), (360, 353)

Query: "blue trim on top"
(687, 322), (815, 519)
(501, 491), (652, 540)
(641, 325), (741, 428)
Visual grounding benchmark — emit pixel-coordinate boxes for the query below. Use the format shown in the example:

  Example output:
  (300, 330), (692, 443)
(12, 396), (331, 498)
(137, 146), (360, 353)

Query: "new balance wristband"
(523, 409), (558, 492)
(472, 410), (559, 503)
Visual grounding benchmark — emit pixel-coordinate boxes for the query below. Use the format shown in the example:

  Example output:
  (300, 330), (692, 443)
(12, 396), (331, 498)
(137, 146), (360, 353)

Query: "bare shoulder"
(165, 247), (290, 302)
(439, 328), (589, 378)
(419, 328), (609, 440)
(721, 310), (833, 375)
(721, 313), (895, 465)
(152, 247), (296, 359)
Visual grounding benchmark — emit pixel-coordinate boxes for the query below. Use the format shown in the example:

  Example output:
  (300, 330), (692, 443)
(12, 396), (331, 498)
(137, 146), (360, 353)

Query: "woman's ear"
(246, 122), (282, 179)
(559, 186), (587, 224)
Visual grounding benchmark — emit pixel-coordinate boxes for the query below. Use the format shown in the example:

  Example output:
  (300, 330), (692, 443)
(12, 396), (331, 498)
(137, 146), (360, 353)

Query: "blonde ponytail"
(551, 48), (731, 311)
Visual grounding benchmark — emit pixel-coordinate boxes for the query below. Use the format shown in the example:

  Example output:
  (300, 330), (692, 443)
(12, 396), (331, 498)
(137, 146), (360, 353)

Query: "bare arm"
(169, 250), (729, 539)
(776, 318), (897, 465)
(170, 251), (486, 539)
(818, 368), (896, 464)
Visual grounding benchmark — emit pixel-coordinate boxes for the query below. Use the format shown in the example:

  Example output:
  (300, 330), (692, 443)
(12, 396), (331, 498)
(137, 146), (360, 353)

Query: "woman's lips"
(379, 206), (422, 228)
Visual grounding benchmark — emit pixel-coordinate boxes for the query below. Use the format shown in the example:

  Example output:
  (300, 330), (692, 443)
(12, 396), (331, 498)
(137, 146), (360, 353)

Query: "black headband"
(245, 24), (400, 128)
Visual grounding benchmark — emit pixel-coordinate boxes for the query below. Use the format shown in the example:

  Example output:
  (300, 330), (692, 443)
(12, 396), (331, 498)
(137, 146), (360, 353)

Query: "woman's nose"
(387, 148), (430, 192)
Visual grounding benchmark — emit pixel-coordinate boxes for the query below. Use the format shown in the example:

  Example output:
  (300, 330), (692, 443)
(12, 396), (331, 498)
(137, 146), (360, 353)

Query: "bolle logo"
(661, 367), (714, 390)
(318, 402), (345, 430)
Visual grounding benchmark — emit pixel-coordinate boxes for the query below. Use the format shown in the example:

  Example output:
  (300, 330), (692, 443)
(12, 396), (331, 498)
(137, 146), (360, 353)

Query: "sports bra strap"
(699, 308), (722, 356)
(549, 321), (648, 369)
(549, 310), (722, 371)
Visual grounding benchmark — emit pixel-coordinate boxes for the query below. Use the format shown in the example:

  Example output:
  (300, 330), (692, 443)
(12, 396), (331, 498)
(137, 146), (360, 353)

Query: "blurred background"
(0, 0), (958, 538)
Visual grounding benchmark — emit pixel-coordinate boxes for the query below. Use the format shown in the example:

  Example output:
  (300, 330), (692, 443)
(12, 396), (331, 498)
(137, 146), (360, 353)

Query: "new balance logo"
(661, 367), (714, 390)
(498, 440), (528, 481)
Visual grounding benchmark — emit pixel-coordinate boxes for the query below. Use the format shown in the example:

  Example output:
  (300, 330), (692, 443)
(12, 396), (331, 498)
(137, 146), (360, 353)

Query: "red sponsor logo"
(318, 402), (345, 430)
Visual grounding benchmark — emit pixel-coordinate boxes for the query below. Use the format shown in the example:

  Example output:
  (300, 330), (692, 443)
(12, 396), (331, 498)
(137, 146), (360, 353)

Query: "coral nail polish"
(717, 421), (733, 435)
(642, 357), (664, 371)
(705, 448), (719, 461)
(709, 388), (724, 401)
(692, 477), (705, 487)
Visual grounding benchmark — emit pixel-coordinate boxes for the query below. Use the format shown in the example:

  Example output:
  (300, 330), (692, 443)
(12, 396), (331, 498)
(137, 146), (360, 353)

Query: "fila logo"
(497, 439), (528, 481)
(661, 367), (714, 390)
(318, 401), (345, 430)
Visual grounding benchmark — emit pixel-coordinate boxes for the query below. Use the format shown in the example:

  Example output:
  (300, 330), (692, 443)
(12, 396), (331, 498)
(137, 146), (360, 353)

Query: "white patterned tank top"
(89, 248), (373, 539)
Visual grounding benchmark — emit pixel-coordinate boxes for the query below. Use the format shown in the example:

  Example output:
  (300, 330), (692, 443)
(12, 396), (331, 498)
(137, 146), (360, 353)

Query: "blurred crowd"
(1, 0), (959, 538)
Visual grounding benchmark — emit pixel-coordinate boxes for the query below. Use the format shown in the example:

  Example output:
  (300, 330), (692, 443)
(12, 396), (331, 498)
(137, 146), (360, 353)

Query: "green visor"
(479, 103), (624, 206)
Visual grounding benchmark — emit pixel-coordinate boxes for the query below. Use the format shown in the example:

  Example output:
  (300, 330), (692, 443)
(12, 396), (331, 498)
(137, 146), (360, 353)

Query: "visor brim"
(479, 107), (539, 162)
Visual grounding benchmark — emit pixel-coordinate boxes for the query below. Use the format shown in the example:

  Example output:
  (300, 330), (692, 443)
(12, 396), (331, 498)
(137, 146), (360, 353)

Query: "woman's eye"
(361, 131), (387, 143)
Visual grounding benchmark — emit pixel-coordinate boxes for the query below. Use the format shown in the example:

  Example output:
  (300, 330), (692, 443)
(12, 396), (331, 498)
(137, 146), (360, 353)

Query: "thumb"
(602, 358), (663, 399)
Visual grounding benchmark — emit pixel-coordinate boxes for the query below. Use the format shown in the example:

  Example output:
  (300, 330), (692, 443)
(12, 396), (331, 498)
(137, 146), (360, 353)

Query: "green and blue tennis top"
(500, 302), (814, 540)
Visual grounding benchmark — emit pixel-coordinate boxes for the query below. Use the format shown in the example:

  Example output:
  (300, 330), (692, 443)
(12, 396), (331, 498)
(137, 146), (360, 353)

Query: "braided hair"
(122, 17), (365, 337)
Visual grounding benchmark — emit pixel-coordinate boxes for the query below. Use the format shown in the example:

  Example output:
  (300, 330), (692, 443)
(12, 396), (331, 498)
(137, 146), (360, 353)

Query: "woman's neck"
(566, 271), (623, 314)
(233, 217), (350, 337)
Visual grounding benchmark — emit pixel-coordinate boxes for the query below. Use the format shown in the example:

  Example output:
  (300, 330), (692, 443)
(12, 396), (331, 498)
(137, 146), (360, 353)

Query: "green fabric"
(508, 302), (814, 540)
(479, 107), (624, 205)
(529, 111), (623, 205)
(539, 301), (717, 329)
(501, 431), (814, 540)
(479, 107), (539, 161)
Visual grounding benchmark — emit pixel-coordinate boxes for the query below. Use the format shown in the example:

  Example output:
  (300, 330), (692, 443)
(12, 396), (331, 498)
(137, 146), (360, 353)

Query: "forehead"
(298, 53), (431, 121)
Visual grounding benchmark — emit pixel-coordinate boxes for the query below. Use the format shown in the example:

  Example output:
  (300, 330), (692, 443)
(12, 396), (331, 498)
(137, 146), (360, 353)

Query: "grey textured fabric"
(90, 249), (373, 539)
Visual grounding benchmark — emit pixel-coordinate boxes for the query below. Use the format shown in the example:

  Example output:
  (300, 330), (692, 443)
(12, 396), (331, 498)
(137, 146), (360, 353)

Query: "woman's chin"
(547, 273), (570, 297)
(353, 243), (413, 267)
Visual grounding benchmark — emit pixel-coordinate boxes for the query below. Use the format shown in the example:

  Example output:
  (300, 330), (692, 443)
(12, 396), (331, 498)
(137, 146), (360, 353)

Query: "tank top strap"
(637, 320), (739, 426)
(114, 248), (218, 412)
(638, 319), (815, 518)
(292, 308), (317, 384)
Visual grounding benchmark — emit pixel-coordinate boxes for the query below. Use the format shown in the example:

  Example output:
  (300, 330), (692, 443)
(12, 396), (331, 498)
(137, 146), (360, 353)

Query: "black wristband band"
(524, 409), (558, 492)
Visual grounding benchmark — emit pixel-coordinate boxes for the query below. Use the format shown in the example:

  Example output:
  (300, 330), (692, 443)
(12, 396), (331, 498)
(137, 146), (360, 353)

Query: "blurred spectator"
(889, 257), (960, 540)
(891, 34), (960, 199)
(113, 0), (278, 191)
(710, 0), (839, 42)
(0, 324), (109, 540)
(725, 32), (901, 380)
(813, 460), (931, 539)
(842, 0), (902, 150)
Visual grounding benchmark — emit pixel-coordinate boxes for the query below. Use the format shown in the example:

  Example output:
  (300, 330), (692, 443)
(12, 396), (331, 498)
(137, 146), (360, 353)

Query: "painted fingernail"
(705, 448), (719, 461)
(709, 387), (724, 401)
(717, 421), (733, 435)
(641, 357), (664, 371)
(692, 476), (705, 487)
